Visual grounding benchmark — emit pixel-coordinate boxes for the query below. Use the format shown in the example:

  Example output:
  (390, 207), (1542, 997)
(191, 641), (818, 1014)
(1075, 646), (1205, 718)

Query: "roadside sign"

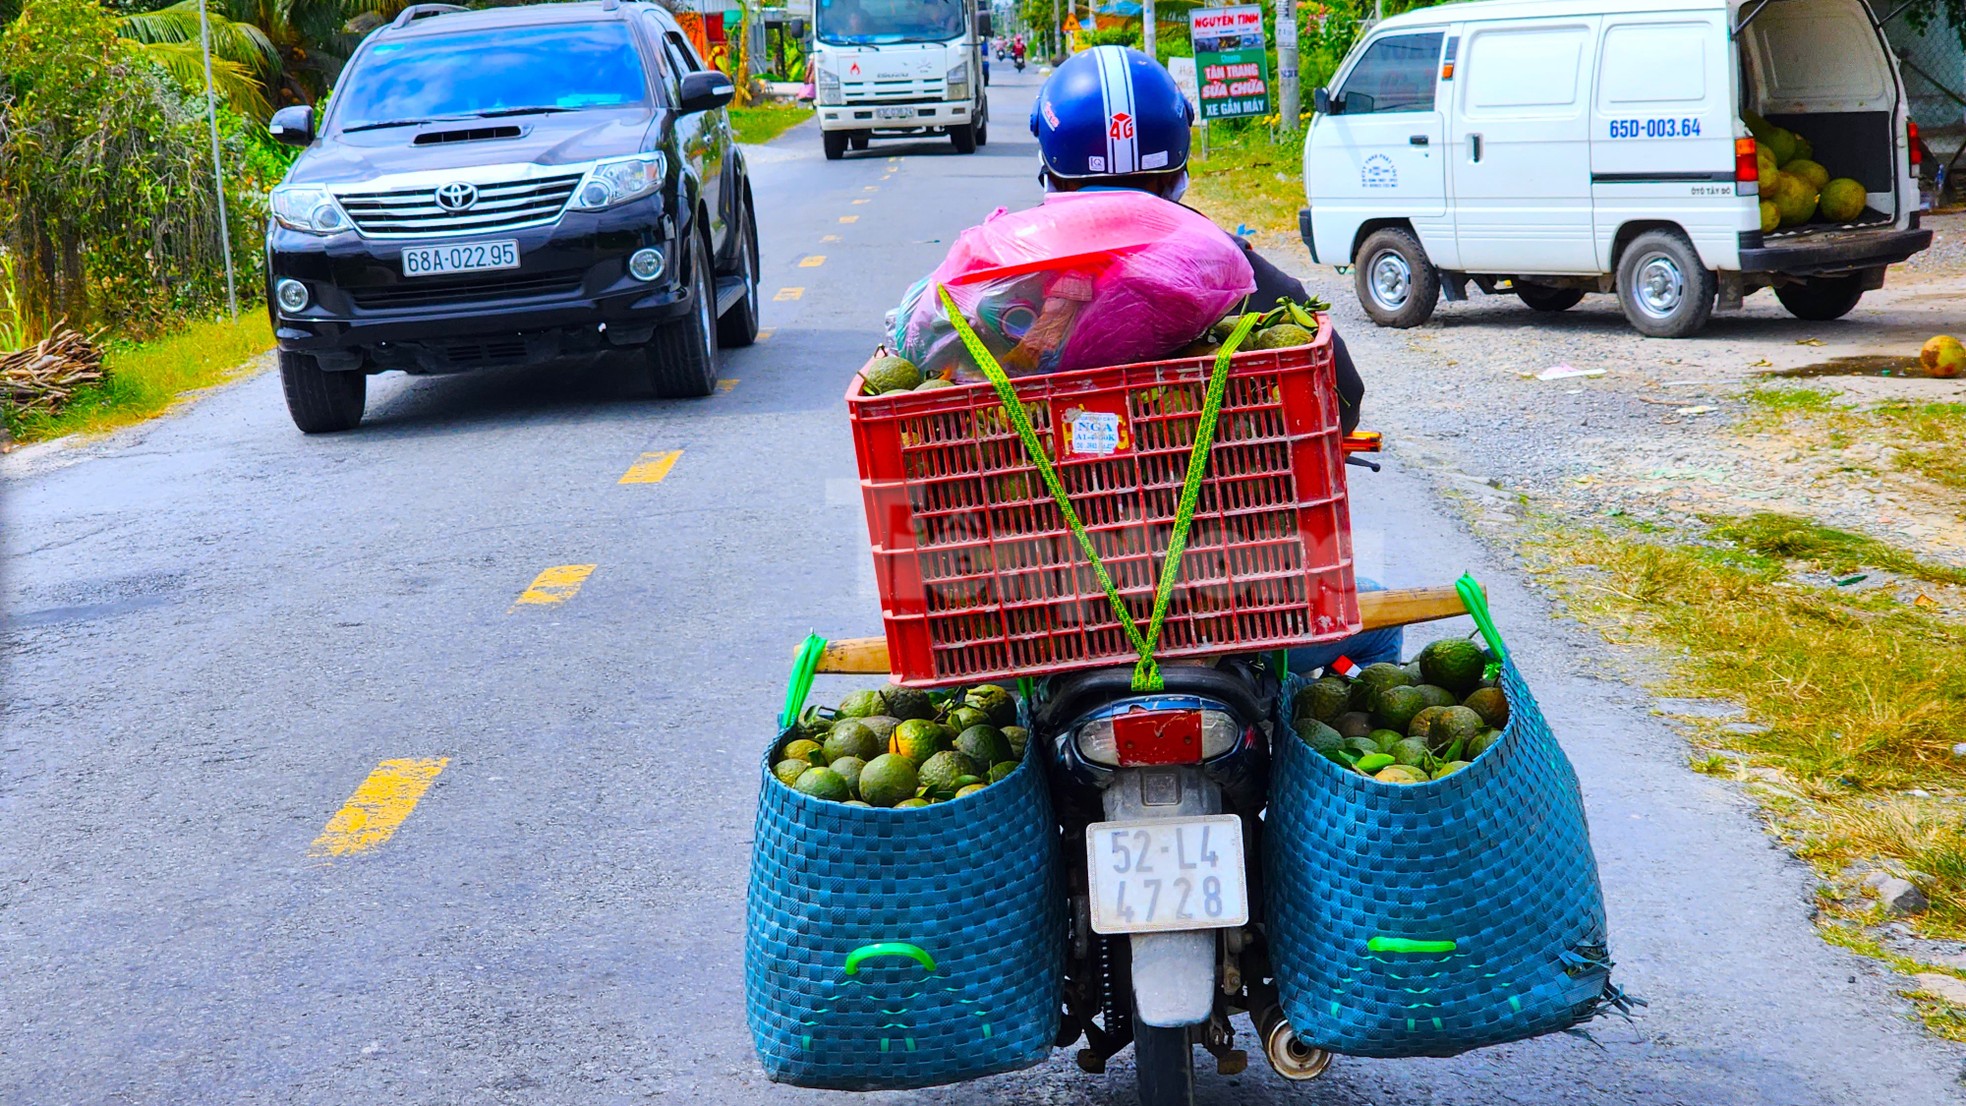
(1190, 4), (1270, 121)
(1168, 55), (1202, 120)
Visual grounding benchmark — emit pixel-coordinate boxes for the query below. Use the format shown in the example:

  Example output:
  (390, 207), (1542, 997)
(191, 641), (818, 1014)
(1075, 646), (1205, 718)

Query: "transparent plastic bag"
(892, 191), (1256, 380)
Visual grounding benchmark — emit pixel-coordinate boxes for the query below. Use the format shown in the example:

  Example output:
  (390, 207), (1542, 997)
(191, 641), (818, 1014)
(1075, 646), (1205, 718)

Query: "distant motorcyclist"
(1030, 46), (1396, 669)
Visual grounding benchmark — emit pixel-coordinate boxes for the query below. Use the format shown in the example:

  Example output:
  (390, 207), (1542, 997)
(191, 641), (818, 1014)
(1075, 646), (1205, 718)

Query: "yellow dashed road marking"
(863, 185), (879, 191)
(512, 563), (596, 607)
(851, 198), (870, 205)
(618, 450), (683, 484)
(310, 758), (449, 858)
(839, 215), (859, 223)
(717, 379), (738, 393)
(775, 287), (804, 301)
(821, 234), (842, 243)
(756, 328), (775, 341)
(800, 255), (826, 268)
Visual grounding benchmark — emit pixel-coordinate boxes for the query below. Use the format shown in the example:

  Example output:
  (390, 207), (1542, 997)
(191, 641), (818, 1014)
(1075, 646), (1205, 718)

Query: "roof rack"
(392, 3), (467, 28)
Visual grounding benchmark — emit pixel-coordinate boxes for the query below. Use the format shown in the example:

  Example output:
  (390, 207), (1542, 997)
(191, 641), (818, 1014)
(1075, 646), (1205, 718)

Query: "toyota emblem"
(434, 181), (478, 212)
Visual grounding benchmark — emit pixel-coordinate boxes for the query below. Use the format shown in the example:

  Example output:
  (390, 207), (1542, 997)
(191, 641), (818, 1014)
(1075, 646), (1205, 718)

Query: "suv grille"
(347, 272), (584, 311)
(337, 173), (583, 238)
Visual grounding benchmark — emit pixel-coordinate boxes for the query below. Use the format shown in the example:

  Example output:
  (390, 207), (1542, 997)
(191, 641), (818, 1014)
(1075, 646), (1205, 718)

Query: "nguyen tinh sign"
(1191, 4), (1270, 121)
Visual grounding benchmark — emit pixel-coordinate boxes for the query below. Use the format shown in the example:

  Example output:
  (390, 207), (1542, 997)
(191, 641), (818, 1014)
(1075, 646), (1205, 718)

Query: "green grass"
(1528, 516), (1966, 934)
(1183, 125), (1304, 240)
(4, 312), (272, 442)
(1748, 393), (1966, 495)
(730, 102), (813, 146)
(1744, 385), (1838, 414)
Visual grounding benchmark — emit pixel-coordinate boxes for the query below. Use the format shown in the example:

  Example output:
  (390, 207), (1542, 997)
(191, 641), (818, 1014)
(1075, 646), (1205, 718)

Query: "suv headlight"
(945, 61), (970, 102)
(270, 185), (350, 235)
(816, 66), (843, 106)
(571, 153), (668, 211)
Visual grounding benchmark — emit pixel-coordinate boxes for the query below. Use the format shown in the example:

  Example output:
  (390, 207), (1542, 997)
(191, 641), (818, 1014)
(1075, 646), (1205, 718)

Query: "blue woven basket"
(745, 720), (1064, 1089)
(1263, 632), (1627, 1058)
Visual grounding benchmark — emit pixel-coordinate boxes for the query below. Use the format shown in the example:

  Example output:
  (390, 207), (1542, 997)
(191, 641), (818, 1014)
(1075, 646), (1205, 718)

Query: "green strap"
(844, 941), (938, 976)
(781, 632), (828, 730)
(935, 284), (1258, 691)
(1454, 573), (1509, 662)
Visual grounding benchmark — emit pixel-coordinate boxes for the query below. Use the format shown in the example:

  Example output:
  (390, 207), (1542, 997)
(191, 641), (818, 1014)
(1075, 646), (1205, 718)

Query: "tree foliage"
(0, 0), (271, 340)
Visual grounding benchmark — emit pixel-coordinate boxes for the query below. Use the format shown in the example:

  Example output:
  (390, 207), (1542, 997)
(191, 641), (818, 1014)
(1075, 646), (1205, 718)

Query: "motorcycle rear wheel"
(1132, 1016), (1195, 1106)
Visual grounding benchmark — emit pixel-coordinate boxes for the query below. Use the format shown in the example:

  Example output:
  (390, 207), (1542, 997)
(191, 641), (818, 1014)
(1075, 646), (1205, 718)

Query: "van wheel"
(1773, 275), (1864, 321)
(823, 130), (848, 160)
(1517, 284), (1585, 312)
(950, 122), (978, 154)
(279, 350), (365, 433)
(1616, 230), (1715, 338)
(1353, 228), (1439, 328)
(641, 229), (720, 398)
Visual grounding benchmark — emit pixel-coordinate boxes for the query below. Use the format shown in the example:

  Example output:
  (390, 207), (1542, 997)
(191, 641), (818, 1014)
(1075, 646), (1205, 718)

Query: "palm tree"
(115, 0), (278, 117)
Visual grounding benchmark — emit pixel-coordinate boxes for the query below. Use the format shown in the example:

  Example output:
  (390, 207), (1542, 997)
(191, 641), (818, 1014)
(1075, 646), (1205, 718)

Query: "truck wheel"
(278, 349), (365, 433)
(1133, 1020), (1195, 1106)
(976, 109), (989, 146)
(823, 129), (848, 160)
(1616, 230), (1715, 338)
(642, 229), (720, 398)
(1517, 284), (1585, 312)
(950, 122), (978, 154)
(1353, 228), (1439, 328)
(1773, 275), (1864, 321)
(849, 132), (869, 151)
(717, 193), (761, 347)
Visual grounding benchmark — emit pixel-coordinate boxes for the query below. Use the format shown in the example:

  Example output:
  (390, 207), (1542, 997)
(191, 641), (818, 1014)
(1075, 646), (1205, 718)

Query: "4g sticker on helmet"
(1108, 112), (1135, 141)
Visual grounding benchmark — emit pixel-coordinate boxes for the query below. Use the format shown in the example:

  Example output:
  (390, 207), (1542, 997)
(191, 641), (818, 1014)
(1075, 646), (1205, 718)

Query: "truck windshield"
(333, 23), (650, 131)
(816, 0), (966, 46)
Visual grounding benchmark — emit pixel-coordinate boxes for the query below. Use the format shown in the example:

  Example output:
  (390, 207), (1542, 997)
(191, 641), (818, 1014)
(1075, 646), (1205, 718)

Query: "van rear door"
(1588, 15), (1739, 271)
(1304, 30), (1447, 266)
(1448, 17), (1602, 274)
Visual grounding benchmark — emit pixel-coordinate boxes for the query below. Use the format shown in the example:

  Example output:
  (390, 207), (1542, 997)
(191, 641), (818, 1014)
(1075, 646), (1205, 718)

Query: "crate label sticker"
(1066, 409), (1125, 457)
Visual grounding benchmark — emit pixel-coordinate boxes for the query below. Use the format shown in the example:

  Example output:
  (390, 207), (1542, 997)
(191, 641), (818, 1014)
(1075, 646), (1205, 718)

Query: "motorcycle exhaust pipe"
(1256, 1007), (1333, 1082)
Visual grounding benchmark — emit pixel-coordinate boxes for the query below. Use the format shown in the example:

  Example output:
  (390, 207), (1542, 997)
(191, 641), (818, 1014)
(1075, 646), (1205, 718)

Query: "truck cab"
(1300, 0), (1932, 337)
(809, 0), (991, 157)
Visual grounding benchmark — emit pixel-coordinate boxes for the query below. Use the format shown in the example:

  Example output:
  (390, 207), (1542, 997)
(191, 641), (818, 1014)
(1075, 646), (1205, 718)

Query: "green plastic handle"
(781, 633), (828, 731)
(1454, 574), (1509, 663)
(1368, 936), (1458, 955)
(844, 941), (938, 976)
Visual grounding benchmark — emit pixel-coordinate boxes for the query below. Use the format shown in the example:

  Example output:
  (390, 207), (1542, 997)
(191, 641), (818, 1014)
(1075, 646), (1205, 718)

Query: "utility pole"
(197, 0), (237, 320)
(1276, 0), (1298, 129)
(1052, 0), (1060, 58)
(1142, 0), (1154, 60)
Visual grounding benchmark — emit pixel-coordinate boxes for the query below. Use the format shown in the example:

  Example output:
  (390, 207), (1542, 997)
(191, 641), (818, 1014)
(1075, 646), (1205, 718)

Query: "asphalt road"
(5, 68), (1964, 1106)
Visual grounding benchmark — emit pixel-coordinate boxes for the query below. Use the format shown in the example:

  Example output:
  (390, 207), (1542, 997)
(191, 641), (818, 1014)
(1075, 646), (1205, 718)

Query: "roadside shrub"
(0, 0), (271, 341)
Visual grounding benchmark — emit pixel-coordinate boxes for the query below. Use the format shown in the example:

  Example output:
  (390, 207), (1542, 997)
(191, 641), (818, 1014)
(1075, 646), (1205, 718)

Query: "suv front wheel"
(640, 228), (720, 398)
(279, 349), (366, 433)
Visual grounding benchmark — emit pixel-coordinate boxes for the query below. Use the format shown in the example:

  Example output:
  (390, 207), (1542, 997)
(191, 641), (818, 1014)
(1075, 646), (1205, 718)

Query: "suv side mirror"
(976, 11), (992, 38)
(270, 104), (315, 147)
(679, 70), (736, 113)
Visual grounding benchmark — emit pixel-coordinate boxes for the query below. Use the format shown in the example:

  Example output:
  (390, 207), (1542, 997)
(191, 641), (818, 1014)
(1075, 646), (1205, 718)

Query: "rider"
(1030, 45), (1399, 670)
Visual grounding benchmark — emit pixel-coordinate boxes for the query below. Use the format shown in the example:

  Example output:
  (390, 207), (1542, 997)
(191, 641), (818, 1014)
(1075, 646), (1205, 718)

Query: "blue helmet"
(1030, 46), (1194, 181)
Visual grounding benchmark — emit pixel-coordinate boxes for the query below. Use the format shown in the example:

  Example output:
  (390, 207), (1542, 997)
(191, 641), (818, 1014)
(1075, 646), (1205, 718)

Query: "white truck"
(809, 0), (992, 158)
(1299, 0), (1933, 336)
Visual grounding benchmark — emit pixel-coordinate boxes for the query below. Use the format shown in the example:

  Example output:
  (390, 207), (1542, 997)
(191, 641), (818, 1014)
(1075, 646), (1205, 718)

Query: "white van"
(1299, 0), (1934, 336)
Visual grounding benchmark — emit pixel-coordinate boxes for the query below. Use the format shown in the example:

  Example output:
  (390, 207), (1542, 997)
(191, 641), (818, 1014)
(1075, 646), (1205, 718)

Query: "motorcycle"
(1027, 433), (1386, 1105)
(1013, 48), (1027, 72)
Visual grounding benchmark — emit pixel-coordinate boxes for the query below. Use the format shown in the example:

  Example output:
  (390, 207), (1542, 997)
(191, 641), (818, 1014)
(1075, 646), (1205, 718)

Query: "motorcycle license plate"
(875, 106), (915, 120)
(401, 240), (519, 277)
(1086, 815), (1247, 935)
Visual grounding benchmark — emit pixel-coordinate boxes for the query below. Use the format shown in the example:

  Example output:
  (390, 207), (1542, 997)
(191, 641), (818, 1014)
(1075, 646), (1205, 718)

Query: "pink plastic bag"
(891, 191), (1255, 380)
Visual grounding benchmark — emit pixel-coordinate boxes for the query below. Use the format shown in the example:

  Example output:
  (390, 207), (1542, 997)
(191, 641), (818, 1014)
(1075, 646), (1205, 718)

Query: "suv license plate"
(402, 240), (520, 278)
(1086, 815), (1247, 935)
(875, 106), (915, 120)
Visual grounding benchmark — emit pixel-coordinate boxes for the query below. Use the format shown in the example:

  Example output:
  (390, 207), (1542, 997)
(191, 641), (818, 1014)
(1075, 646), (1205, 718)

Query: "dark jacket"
(1233, 237), (1364, 434)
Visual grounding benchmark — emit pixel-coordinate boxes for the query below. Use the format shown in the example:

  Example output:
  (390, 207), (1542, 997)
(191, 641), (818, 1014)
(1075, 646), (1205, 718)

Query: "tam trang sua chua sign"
(1191, 5), (1270, 121)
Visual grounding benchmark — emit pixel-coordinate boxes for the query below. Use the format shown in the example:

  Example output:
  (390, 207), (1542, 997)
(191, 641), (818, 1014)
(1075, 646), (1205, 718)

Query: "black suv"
(265, 0), (760, 432)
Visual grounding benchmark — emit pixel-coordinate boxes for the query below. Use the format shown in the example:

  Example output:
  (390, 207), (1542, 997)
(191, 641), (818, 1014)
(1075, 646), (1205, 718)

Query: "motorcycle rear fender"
(1102, 765), (1222, 1028)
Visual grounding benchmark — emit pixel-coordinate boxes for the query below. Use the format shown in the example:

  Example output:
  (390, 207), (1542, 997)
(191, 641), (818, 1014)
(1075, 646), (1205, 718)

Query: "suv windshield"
(816, 0), (966, 46)
(333, 23), (650, 131)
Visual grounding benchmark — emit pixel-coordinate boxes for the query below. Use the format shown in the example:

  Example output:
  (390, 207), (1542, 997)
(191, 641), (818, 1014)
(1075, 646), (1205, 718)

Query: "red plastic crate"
(848, 322), (1359, 686)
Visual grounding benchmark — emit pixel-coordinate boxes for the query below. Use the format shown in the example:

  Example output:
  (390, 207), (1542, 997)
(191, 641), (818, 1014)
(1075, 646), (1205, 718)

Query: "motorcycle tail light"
(1075, 703), (1240, 766)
